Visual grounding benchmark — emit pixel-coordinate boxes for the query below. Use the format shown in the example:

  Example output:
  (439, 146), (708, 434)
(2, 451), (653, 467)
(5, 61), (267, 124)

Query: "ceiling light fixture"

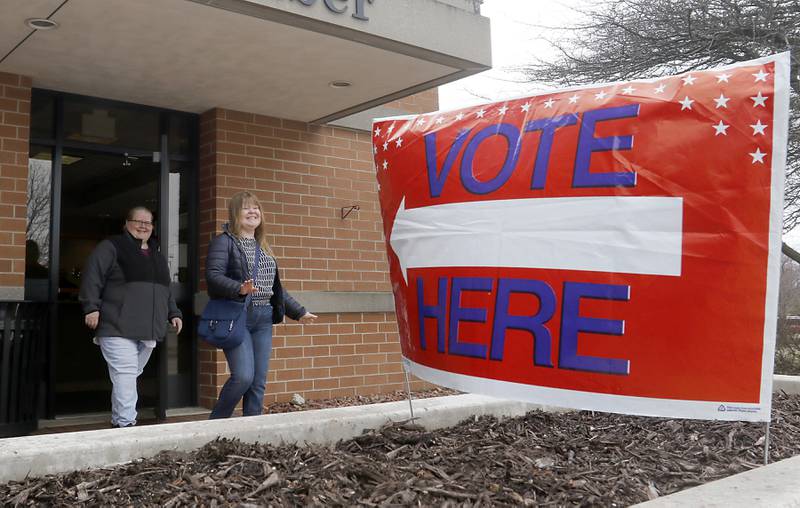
(329, 80), (352, 89)
(25, 18), (59, 30)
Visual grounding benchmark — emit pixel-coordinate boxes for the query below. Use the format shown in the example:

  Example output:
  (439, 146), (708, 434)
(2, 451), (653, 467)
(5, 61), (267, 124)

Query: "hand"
(299, 312), (317, 324)
(171, 317), (183, 334)
(239, 279), (258, 295)
(85, 311), (100, 330)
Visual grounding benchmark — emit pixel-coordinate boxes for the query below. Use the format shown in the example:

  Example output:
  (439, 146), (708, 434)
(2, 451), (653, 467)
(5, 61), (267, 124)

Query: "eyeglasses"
(127, 219), (154, 227)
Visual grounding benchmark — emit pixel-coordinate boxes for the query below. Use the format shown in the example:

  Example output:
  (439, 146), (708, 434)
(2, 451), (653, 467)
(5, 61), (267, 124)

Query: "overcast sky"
(439, 0), (587, 110)
(439, 0), (799, 246)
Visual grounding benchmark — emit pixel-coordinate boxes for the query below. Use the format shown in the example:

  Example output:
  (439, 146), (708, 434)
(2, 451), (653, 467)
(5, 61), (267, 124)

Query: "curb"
(634, 454), (800, 507)
(0, 394), (550, 483)
(774, 374), (800, 395)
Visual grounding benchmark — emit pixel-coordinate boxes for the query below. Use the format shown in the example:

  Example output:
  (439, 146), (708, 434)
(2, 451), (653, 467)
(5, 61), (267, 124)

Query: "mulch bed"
(2, 392), (798, 507)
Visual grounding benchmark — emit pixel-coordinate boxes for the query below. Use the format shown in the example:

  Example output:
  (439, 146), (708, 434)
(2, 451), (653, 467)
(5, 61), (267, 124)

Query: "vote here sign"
(372, 53), (790, 422)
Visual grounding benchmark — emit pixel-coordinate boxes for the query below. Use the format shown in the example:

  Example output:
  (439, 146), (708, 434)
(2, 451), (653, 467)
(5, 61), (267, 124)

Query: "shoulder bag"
(198, 241), (261, 350)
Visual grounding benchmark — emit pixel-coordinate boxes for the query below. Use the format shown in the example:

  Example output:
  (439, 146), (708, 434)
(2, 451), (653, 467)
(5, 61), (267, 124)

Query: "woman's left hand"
(299, 312), (317, 324)
(171, 317), (183, 334)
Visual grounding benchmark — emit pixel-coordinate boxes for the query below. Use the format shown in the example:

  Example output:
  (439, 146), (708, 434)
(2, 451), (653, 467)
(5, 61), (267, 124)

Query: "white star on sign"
(713, 93), (730, 108)
(594, 90), (608, 100)
(752, 70), (769, 82)
(476, 109), (486, 118)
(387, 124), (395, 135)
(749, 148), (767, 164)
(712, 121), (729, 136)
(436, 117), (445, 125)
(374, 126), (381, 137)
(497, 105), (509, 115)
(568, 94), (580, 104)
(716, 73), (731, 83)
(382, 160), (388, 170)
(543, 99), (555, 108)
(621, 86), (635, 95)
(521, 102), (531, 112)
(455, 113), (464, 121)
(416, 118), (427, 128)
(679, 96), (694, 110)
(395, 137), (403, 148)
(750, 120), (768, 136)
(382, 141), (388, 151)
(751, 91), (768, 107)
(654, 84), (666, 94)
(682, 75), (697, 85)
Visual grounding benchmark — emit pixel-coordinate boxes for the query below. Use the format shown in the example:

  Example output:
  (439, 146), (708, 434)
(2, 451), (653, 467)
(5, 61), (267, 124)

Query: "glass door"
(163, 156), (196, 408)
(27, 90), (199, 420)
(54, 149), (161, 414)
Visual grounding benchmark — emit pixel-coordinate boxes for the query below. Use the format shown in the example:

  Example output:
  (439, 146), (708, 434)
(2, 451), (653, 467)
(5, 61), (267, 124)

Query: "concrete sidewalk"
(0, 394), (548, 483)
(635, 454), (800, 507)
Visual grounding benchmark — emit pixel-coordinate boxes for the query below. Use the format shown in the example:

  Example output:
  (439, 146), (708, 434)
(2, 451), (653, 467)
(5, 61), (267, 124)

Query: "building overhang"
(0, 0), (491, 123)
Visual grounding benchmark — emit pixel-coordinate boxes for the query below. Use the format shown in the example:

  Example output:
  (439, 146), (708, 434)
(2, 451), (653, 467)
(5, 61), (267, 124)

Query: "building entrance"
(55, 150), (161, 414)
(26, 91), (198, 420)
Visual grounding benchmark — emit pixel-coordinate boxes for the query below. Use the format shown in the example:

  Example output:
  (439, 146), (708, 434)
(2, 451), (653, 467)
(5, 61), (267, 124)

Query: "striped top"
(237, 236), (276, 304)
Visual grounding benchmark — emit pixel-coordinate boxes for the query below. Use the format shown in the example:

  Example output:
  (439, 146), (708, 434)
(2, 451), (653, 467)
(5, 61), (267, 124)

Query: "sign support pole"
(402, 360), (415, 421)
(764, 420), (771, 465)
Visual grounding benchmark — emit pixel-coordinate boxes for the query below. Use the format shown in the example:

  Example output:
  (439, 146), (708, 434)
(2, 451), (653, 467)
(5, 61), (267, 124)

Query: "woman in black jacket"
(206, 191), (317, 418)
(79, 206), (183, 427)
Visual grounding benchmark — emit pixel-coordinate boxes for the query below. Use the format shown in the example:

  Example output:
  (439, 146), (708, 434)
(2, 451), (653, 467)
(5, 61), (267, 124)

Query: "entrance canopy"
(0, 0), (491, 123)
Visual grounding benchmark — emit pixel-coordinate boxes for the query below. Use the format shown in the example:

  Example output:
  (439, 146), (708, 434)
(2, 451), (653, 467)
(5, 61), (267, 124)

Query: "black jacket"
(79, 232), (182, 341)
(205, 225), (306, 324)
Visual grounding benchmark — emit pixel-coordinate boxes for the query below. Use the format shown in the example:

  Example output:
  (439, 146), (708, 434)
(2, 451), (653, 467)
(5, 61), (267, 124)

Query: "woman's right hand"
(239, 279), (257, 295)
(85, 311), (100, 330)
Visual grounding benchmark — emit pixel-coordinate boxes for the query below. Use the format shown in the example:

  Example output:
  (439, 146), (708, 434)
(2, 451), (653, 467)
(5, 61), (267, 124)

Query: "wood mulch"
(2, 392), (798, 507)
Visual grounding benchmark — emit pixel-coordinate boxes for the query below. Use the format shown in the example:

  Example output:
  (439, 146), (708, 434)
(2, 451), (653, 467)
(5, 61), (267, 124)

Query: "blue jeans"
(210, 304), (273, 418)
(98, 336), (155, 427)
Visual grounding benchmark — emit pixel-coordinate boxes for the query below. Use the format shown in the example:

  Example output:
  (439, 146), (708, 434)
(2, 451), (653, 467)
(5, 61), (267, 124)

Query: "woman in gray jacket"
(79, 206), (183, 427)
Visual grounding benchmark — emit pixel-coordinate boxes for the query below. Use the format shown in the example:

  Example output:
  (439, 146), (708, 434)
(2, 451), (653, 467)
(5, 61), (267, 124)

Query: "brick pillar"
(0, 72), (31, 300)
(197, 108), (227, 409)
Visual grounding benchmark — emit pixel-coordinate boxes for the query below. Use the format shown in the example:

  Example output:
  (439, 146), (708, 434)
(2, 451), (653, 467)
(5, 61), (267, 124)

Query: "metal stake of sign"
(402, 361), (415, 421)
(764, 421), (771, 465)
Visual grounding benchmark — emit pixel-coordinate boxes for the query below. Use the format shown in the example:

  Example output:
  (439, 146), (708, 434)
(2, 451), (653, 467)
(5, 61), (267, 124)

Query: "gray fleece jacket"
(79, 232), (182, 341)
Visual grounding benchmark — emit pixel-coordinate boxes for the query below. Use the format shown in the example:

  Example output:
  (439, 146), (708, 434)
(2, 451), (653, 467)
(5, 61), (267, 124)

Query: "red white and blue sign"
(373, 53), (791, 422)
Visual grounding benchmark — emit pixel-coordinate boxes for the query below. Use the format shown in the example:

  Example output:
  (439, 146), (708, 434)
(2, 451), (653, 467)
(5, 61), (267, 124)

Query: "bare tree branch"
(521, 0), (800, 229)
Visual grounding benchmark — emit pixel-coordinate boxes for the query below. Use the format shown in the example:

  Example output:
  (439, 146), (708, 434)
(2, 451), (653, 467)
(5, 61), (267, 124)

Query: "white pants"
(98, 337), (155, 427)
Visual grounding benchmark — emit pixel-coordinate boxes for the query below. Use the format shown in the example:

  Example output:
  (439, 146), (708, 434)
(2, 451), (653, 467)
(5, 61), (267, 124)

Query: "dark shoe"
(111, 423), (135, 428)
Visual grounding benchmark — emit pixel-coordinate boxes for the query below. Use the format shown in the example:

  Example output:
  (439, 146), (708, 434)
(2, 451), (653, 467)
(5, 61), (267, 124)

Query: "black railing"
(0, 301), (48, 438)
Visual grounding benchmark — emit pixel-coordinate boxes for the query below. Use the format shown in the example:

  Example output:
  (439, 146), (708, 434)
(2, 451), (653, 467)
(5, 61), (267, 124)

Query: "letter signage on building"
(372, 54), (791, 422)
(292, 0), (373, 21)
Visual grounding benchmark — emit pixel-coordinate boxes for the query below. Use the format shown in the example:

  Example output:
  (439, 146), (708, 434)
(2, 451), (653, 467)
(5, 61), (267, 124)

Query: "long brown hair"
(228, 191), (273, 255)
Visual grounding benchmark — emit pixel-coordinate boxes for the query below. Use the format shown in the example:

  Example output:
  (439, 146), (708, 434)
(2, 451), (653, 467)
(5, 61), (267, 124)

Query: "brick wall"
(0, 72), (31, 298)
(197, 91), (439, 409)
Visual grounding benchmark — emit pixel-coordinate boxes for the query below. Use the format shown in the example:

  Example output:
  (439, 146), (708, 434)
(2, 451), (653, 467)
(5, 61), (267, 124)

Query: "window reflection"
(168, 162), (191, 284)
(63, 97), (159, 151)
(25, 146), (53, 301)
(30, 91), (54, 140)
(169, 113), (192, 157)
